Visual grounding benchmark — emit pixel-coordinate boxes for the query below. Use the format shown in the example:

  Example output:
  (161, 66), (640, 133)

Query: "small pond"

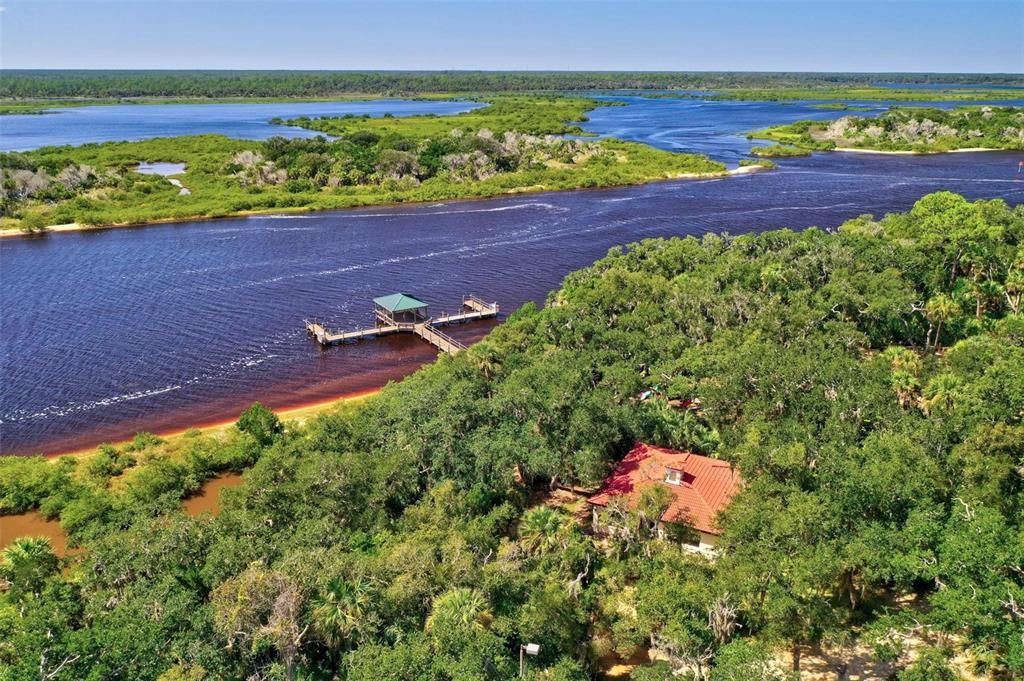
(0, 472), (246, 557)
(0, 510), (68, 556)
(181, 472), (244, 517)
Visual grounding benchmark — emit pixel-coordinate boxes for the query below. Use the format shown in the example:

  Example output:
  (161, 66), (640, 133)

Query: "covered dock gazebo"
(374, 293), (430, 327)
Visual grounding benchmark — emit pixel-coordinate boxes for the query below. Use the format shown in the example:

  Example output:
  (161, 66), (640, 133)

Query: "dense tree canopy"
(1, 192), (1021, 679)
(3, 70), (1020, 100)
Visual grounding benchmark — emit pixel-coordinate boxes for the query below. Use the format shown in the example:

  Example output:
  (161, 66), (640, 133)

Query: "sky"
(1, 0), (1021, 73)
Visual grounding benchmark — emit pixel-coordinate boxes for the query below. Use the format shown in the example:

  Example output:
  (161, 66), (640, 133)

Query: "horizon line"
(3, 68), (1023, 76)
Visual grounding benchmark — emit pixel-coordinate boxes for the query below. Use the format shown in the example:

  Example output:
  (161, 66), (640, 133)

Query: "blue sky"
(2, 1), (1021, 72)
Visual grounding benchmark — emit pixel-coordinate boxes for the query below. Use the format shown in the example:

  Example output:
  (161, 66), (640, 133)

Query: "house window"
(664, 469), (681, 485)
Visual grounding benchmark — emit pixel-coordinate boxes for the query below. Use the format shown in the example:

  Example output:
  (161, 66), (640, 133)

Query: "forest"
(1, 70), (1021, 102)
(750, 106), (1024, 153)
(0, 97), (725, 231)
(1, 192), (1021, 680)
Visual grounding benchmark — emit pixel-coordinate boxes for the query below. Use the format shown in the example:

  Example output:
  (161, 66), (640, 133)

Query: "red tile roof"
(588, 443), (743, 535)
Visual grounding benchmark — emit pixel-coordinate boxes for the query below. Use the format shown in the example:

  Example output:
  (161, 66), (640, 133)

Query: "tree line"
(3, 70), (1021, 100)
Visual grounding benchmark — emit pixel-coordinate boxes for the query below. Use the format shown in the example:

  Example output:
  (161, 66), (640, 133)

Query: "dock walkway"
(305, 295), (498, 355)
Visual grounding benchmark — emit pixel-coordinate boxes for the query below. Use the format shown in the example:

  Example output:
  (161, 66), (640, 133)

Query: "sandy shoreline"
(832, 146), (1006, 155)
(728, 164), (770, 175)
(34, 388), (382, 460)
(0, 166), (764, 239)
(0, 209), (286, 239)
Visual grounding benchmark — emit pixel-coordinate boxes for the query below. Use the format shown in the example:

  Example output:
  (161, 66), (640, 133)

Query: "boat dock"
(305, 293), (499, 355)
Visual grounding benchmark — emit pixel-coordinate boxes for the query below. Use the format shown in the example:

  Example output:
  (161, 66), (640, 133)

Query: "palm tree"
(925, 294), (959, 351)
(0, 536), (58, 598)
(648, 401), (718, 455)
(310, 577), (372, 653)
(922, 374), (962, 415)
(882, 346), (922, 376)
(425, 588), (492, 634)
(971, 279), (1004, 320)
(891, 370), (921, 409)
(474, 349), (500, 381)
(519, 506), (565, 556)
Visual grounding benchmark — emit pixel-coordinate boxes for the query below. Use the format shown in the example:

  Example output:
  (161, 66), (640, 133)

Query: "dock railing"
(415, 323), (467, 354)
(463, 295), (499, 314)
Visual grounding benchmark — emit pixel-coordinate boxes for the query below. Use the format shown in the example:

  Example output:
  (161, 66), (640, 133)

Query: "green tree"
(311, 576), (373, 654)
(925, 294), (960, 351)
(236, 402), (282, 447)
(922, 373), (962, 415)
(897, 647), (962, 681)
(0, 536), (58, 599)
(425, 588), (491, 640)
(518, 507), (567, 557)
(711, 639), (789, 681)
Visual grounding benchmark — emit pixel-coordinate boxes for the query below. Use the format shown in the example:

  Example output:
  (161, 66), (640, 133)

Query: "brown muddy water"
(0, 510), (68, 556)
(0, 472), (245, 554)
(181, 471), (244, 517)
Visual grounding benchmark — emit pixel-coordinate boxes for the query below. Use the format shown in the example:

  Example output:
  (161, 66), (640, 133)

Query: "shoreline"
(832, 146), (1008, 155)
(31, 388), (382, 461)
(0, 165), (764, 239)
(0, 93), (467, 115)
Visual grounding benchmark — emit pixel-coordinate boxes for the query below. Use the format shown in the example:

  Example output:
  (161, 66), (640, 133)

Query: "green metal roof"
(373, 293), (429, 313)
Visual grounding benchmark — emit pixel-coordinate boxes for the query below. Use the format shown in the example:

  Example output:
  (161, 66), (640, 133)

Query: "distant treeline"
(2, 70), (1022, 99)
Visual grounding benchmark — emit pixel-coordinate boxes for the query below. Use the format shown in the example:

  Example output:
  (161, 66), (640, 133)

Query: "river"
(1, 97), (1022, 455)
(0, 99), (483, 151)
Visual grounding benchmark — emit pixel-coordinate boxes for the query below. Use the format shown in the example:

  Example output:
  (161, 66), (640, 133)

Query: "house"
(588, 443), (743, 554)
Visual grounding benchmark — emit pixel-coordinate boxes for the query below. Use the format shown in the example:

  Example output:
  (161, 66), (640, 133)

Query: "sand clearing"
(833, 146), (1004, 155)
(45, 388), (382, 460)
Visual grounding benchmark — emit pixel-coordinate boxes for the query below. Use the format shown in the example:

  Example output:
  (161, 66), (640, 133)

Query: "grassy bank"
(1, 96), (728, 232)
(708, 86), (1023, 102)
(750, 105), (1024, 153)
(750, 144), (812, 158)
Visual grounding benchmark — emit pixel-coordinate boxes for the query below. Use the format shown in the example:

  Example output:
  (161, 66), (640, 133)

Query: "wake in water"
(1, 384), (183, 424)
(1, 349), (283, 425)
(325, 201), (565, 219)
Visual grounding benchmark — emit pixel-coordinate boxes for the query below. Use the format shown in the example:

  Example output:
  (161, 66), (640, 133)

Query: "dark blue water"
(4, 94), (1021, 162)
(2, 97), (1023, 455)
(0, 99), (483, 152)
(583, 95), (1024, 164)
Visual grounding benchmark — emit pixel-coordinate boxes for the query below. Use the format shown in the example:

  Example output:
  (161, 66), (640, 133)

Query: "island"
(749, 105), (1024, 154)
(0, 96), (737, 233)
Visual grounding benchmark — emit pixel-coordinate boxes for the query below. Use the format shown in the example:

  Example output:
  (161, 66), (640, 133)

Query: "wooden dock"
(413, 323), (466, 354)
(305, 294), (499, 355)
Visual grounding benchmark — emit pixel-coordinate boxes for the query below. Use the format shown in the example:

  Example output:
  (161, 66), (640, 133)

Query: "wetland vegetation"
(751, 105), (1024, 153)
(0, 96), (726, 232)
